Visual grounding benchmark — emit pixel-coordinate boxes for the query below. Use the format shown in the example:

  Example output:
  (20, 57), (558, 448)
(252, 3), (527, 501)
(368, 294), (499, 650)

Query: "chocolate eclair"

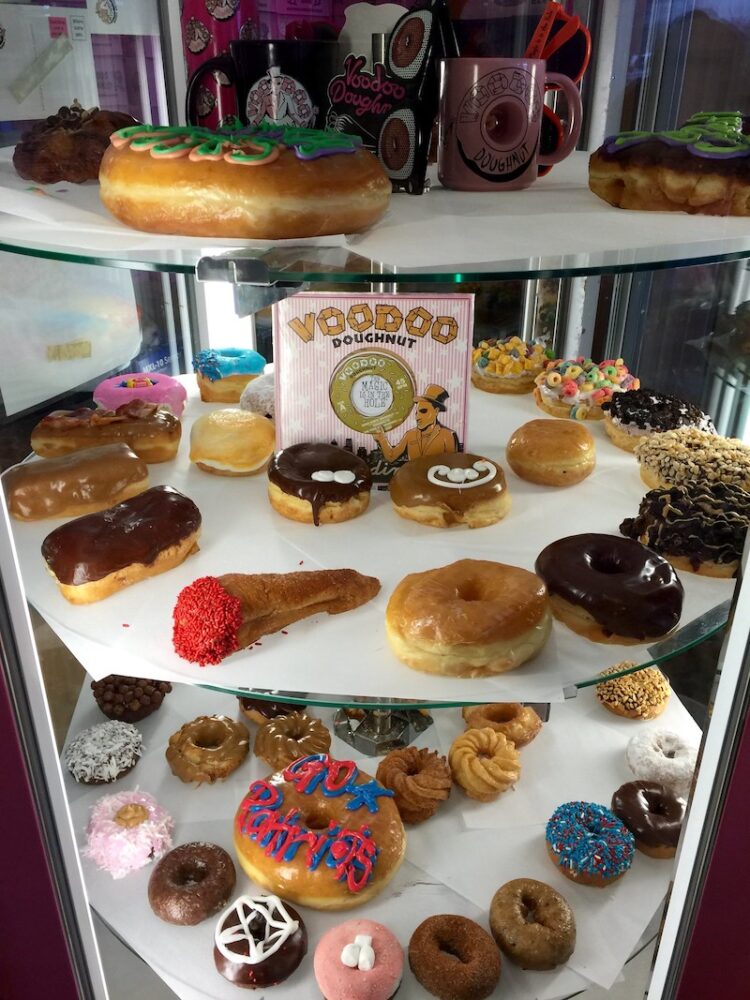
(602, 388), (715, 453)
(621, 481), (750, 578)
(389, 453), (510, 528)
(267, 443), (372, 526)
(42, 485), (201, 604)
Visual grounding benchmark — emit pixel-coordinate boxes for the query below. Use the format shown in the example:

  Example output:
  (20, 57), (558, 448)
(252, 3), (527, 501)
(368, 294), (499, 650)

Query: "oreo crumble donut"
(602, 388), (715, 453)
(621, 481), (750, 577)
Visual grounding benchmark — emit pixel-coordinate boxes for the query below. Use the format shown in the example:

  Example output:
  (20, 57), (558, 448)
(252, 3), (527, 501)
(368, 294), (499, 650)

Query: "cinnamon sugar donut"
(166, 716), (249, 785)
(253, 711), (331, 769)
(462, 703), (542, 748)
(449, 728), (520, 802)
(409, 915), (501, 1000)
(376, 748), (451, 823)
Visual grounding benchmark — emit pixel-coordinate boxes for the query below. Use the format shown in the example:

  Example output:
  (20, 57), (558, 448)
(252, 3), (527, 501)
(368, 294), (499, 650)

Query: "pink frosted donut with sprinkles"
(534, 357), (640, 421)
(84, 789), (173, 878)
(546, 800), (635, 887)
(94, 372), (187, 416)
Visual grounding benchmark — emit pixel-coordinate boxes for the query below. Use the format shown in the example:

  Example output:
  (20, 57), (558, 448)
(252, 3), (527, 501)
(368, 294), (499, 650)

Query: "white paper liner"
(5, 379), (734, 703)
(64, 682), (664, 998)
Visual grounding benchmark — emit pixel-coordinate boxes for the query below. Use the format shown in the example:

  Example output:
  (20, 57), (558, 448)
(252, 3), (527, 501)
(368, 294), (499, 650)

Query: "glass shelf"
(2, 152), (750, 281)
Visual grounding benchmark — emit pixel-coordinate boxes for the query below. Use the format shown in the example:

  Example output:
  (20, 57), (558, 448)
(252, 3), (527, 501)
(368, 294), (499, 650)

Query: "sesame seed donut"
(489, 878), (575, 970)
(546, 801), (635, 887)
(461, 703), (542, 747)
(626, 728), (699, 796)
(595, 663), (670, 720)
(449, 727), (520, 802)
(409, 915), (501, 1000)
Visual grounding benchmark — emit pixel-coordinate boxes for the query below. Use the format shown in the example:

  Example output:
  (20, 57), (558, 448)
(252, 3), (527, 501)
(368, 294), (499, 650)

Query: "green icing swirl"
(609, 112), (750, 158)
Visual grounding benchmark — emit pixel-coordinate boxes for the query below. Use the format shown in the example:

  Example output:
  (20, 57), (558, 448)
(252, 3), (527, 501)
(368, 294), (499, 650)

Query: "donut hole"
(589, 552), (624, 575)
(486, 704), (518, 724)
(193, 721), (228, 751)
(519, 894), (539, 924)
(436, 937), (468, 964)
(457, 580), (483, 602)
(174, 860), (208, 888)
(302, 809), (331, 830)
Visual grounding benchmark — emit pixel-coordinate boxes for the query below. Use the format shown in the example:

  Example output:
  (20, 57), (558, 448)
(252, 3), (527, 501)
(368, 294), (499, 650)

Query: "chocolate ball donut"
(148, 842), (236, 925)
(489, 878), (575, 970)
(92, 674), (172, 723)
(535, 533), (684, 643)
(408, 915), (501, 999)
(214, 894), (307, 988)
(612, 780), (685, 858)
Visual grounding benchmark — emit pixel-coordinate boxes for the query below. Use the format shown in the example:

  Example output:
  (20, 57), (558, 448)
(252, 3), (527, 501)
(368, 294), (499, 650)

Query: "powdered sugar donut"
(314, 919), (403, 1000)
(94, 372), (187, 416)
(626, 728), (698, 795)
(84, 789), (173, 878)
(239, 369), (275, 420)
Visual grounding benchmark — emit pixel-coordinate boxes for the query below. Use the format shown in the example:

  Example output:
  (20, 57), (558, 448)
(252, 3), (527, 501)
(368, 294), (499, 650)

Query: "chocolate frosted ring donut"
(148, 842), (236, 925)
(409, 915), (501, 1000)
(611, 780), (685, 859)
(489, 878), (575, 970)
(380, 117), (411, 173)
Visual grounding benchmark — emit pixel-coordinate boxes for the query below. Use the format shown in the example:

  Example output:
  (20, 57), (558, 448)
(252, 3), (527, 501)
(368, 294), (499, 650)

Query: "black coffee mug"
(186, 39), (339, 130)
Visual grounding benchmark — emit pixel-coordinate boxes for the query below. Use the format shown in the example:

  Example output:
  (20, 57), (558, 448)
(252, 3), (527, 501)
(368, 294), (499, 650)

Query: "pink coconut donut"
(314, 919), (403, 1000)
(94, 372), (187, 416)
(84, 789), (173, 879)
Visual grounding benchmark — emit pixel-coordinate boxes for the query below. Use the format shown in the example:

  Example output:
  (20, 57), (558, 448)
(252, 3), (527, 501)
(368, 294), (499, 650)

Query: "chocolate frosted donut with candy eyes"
(389, 453), (510, 528)
(535, 533), (684, 644)
(268, 443), (372, 525)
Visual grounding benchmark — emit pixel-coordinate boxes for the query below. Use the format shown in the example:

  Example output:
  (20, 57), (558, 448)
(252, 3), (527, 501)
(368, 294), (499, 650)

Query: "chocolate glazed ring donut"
(611, 780), (685, 859)
(409, 915), (501, 1000)
(535, 533), (684, 643)
(148, 842), (236, 925)
(489, 878), (575, 971)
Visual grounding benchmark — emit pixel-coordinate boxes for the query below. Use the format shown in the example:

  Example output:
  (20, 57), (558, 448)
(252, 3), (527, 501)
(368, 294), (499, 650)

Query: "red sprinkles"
(172, 576), (243, 666)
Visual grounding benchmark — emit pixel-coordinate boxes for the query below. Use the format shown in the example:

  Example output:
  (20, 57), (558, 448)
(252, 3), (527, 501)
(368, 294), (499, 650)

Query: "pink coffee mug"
(438, 57), (582, 192)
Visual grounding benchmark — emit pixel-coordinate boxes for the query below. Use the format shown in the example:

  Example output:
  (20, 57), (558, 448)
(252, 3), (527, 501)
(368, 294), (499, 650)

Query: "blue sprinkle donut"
(546, 801), (634, 887)
(193, 348), (266, 403)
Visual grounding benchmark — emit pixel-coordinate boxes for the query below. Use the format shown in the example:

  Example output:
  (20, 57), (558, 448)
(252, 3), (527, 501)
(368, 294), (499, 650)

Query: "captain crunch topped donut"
(472, 336), (549, 394)
(534, 356), (640, 420)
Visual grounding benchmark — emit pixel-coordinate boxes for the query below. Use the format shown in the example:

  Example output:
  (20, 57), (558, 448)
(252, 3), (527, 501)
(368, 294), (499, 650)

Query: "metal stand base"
(333, 708), (433, 756)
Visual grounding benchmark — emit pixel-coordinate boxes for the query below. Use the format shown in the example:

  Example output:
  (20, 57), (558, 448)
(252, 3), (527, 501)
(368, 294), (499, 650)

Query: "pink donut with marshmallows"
(314, 919), (403, 1000)
(94, 372), (187, 416)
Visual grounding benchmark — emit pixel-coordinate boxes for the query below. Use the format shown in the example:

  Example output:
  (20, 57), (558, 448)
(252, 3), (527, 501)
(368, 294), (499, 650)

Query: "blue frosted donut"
(546, 801), (634, 886)
(193, 348), (265, 383)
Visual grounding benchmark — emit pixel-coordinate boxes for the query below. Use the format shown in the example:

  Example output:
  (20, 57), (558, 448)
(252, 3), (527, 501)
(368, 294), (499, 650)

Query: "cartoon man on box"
(372, 384), (459, 461)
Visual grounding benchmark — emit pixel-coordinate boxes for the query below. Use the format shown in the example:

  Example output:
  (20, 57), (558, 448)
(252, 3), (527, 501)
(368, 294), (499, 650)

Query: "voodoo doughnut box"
(273, 293), (474, 482)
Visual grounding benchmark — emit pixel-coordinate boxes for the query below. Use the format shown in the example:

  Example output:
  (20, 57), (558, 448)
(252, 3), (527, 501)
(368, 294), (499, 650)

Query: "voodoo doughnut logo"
(96, 0), (117, 25)
(329, 349), (416, 435)
(246, 66), (315, 128)
(185, 17), (212, 55)
(205, 0), (240, 20)
(455, 68), (541, 184)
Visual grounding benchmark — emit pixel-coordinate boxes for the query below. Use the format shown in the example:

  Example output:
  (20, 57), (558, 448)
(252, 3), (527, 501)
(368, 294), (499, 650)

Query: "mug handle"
(185, 54), (236, 126)
(538, 72), (582, 165)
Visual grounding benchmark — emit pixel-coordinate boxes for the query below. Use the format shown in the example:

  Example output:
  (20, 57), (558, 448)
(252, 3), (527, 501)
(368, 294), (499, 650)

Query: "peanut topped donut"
(234, 753), (405, 910)
(462, 703), (542, 747)
(388, 453), (510, 528)
(268, 443), (372, 525)
(535, 533), (684, 644)
(386, 559), (551, 677)
(489, 878), (575, 970)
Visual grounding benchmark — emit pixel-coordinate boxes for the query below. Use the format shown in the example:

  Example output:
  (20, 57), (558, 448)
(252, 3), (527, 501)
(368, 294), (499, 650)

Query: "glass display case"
(1, 2), (750, 999)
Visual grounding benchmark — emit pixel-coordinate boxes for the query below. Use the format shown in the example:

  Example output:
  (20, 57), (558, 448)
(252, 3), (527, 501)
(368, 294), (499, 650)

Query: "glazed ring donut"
(148, 842), (236, 925)
(449, 728), (520, 802)
(546, 801), (635, 887)
(234, 753), (406, 910)
(626, 728), (698, 796)
(489, 878), (576, 970)
(408, 915), (501, 1000)
(166, 715), (250, 784)
(253, 711), (331, 769)
(461, 703), (542, 747)
(535, 533), (684, 644)
(386, 558), (551, 677)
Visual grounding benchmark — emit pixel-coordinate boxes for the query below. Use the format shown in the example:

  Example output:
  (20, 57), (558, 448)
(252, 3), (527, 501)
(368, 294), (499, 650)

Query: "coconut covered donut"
(234, 754), (406, 911)
(100, 123), (391, 240)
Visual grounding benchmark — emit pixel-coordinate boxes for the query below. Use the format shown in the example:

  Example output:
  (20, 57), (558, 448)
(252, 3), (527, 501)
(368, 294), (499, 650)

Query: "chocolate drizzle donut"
(620, 481), (750, 577)
(611, 780), (685, 858)
(268, 443), (371, 525)
(535, 533), (684, 642)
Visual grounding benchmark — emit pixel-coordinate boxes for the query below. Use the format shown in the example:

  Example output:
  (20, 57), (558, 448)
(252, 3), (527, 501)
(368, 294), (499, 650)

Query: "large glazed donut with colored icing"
(234, 753), (406, 911)
(99, 124), (391, 239)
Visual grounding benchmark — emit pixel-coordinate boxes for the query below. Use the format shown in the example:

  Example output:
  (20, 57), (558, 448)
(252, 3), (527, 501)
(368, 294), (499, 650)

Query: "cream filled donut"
(84, 790), (173, 878)
(93, 372), (187, 416)
(314, 919), (403, 1000)
(626, 728), (698, 796)
(190, 409), (275, 476)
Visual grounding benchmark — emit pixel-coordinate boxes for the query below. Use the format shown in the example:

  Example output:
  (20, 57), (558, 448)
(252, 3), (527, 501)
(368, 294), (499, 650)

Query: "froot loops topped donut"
(193, 348), (266, 403)
(472, 336), (548, 394)
(93, 372), (187, 416)
(534, 357), (640, 420)
(546, 801), (634, 887)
